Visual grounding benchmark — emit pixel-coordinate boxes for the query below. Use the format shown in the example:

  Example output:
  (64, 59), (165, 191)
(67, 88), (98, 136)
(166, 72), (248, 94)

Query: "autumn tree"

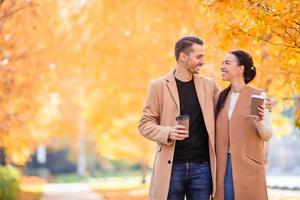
(1, 0), (299, 173)
(0, 0), (61, 165)
(200, 0), (300, 129)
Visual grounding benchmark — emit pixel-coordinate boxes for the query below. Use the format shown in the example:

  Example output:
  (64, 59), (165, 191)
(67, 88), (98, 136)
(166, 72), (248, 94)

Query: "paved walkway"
(42, 183), (104, 200)
(267, 175), (300, 190)
(269, 189), (300, 199)
(40, 177), (300, 200)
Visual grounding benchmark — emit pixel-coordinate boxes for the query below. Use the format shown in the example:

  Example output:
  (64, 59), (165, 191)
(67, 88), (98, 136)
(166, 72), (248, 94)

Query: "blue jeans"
(224, 153), (234, 200)
(167, 162), (212, 200)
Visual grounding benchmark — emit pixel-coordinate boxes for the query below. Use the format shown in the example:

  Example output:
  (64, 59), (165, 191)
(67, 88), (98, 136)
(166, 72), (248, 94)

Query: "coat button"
(168, 160), (171, 164)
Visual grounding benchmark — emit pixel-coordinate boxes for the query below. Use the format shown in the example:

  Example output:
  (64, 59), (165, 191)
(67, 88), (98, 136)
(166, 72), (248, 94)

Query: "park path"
(42, 183), (104, 200)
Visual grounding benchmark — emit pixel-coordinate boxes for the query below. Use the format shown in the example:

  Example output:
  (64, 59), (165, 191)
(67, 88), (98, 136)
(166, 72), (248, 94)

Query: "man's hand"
(265, 97), (272, 112)
(169, 125), (188, 141)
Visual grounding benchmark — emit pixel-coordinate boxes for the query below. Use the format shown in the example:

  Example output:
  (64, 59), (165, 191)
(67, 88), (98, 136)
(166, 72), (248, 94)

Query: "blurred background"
(0, 0), (299, 199)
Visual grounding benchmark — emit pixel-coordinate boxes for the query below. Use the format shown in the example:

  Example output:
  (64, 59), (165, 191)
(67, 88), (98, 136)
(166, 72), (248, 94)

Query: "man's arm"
(212, 79), (220, 109)
(138, 80), (173, 145)
(213, 79), (220, 95)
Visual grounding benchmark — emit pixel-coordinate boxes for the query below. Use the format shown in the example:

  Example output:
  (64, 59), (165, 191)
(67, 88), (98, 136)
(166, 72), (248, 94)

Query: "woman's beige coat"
(214, 85), (269, 200)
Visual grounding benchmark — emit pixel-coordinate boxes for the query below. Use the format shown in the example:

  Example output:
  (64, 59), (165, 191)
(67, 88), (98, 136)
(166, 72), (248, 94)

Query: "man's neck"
(174, 65), (193, 82)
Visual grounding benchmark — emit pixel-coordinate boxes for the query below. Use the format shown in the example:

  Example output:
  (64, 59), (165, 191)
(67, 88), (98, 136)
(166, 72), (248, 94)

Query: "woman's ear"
(239, 65), (245, 75)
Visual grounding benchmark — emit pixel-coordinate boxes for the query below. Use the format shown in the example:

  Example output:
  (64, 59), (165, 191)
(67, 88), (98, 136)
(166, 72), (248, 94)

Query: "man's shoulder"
(150, 70), (173, 86)
(196, 75), (216, 85)
(200, 76), (214, 81)
(150, 75), (166, 88)
(152, 75), (167, 83)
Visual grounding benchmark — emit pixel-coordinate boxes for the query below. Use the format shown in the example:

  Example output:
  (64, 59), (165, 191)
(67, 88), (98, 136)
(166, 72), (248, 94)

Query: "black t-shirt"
(173, 78), (210, 163)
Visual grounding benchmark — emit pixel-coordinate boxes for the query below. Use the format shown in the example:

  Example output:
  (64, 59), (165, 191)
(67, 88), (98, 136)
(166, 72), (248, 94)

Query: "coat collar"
(193, 74), (205, 115)
(225, 85), (251, 121)
(165, 70), (180, 109)
(165, 69), (205, 114)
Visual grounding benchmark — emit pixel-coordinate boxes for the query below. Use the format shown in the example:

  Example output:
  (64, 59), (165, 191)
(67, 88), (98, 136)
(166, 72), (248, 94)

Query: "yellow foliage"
(1, 0), (299, 166)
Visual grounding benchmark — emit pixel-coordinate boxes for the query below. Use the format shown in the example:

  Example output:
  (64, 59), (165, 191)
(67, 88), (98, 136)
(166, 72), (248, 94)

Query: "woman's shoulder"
(247, 85), (265, 95)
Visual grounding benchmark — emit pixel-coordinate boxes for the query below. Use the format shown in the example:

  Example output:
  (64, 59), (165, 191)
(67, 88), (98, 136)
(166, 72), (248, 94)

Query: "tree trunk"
(77, 118), (86, 176)
(0, 147), (6, 165)
(140, 160), (147, 184)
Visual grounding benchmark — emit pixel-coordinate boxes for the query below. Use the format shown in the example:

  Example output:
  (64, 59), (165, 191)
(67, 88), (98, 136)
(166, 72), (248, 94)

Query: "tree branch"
(0, 2), (34, 22)
(293, 20), (300, 26)
(0, 0), (4, 8)
(225, 23), (300, 50)
(260, 36), (299, 49)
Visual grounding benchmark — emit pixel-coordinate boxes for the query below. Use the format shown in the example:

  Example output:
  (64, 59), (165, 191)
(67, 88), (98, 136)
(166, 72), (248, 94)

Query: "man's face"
(181, 44), (205, 74)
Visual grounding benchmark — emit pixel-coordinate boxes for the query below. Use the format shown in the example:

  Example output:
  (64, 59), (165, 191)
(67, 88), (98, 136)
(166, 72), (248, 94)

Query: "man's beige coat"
(139, 70), (218, 200)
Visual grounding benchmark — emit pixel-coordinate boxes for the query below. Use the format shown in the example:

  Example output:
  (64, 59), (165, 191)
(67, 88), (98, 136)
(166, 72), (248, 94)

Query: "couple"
(138, 36), (273, 200)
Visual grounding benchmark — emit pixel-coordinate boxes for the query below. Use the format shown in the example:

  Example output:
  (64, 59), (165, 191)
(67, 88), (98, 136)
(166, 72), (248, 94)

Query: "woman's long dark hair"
(216, 50), (256, 117)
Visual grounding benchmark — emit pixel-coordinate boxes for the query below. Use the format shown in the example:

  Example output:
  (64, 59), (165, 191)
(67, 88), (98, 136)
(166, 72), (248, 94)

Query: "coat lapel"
(165, 70), (180, 110)
(165, 71), (207, 115)
(193, 75), (206, 115)
(223, 91), (231, 121)
(229, 85), (249, 121)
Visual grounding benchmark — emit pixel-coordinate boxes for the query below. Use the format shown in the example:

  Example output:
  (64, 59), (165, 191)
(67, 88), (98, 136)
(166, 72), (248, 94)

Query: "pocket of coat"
(245, 154), (262, 165)
(245, 141), (264, 165)
(156, 144), (162, 152)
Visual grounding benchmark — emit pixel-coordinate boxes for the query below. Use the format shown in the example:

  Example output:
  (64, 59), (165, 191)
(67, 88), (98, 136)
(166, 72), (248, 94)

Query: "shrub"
(0, 165), (20, 200)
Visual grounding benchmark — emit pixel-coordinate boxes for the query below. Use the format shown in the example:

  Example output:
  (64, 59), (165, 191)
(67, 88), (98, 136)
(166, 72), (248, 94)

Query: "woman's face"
(221, 53), (244, 82)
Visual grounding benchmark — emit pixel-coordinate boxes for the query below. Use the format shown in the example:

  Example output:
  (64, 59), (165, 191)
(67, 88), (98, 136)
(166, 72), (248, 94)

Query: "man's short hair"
(174, 36), (204, 61)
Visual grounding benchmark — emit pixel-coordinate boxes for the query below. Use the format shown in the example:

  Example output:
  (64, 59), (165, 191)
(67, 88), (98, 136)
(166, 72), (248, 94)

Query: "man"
(138, 36), (218, 200)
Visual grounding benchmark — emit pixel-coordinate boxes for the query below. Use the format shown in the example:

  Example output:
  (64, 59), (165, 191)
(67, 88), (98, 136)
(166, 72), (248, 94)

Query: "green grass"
(52, 169), (147, 183)
(52, 173), (88, 183)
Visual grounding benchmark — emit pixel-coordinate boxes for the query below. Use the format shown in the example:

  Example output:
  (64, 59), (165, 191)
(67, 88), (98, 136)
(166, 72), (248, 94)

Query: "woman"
(214, 50), (273, 200)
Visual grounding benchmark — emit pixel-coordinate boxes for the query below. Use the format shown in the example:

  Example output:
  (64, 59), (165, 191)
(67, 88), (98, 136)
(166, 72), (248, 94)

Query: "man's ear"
(179, 52), (187, 61)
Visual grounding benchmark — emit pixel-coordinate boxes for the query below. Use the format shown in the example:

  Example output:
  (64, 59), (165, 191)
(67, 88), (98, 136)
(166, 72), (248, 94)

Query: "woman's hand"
(256, 105), (265, 121)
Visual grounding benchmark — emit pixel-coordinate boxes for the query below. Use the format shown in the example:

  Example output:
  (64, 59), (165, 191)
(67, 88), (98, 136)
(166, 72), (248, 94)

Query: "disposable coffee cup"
(176, 114), (189, 137)
(250, 95), (265, 118)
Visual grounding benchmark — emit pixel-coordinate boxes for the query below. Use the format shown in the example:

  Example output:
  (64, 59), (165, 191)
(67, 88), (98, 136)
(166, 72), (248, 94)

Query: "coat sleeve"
(254, 91), (274, 141)
(138, 80), (173, 145)
(213, 79), (220, 109)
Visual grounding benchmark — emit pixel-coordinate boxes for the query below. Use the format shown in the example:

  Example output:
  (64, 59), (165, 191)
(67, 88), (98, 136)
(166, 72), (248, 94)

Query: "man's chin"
(194, 66), (202, 74)
(194, 69), (200, 74)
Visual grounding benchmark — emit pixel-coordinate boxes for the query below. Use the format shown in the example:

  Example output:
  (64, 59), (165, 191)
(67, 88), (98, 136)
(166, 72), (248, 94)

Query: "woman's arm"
(254, 92), (274, 141)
